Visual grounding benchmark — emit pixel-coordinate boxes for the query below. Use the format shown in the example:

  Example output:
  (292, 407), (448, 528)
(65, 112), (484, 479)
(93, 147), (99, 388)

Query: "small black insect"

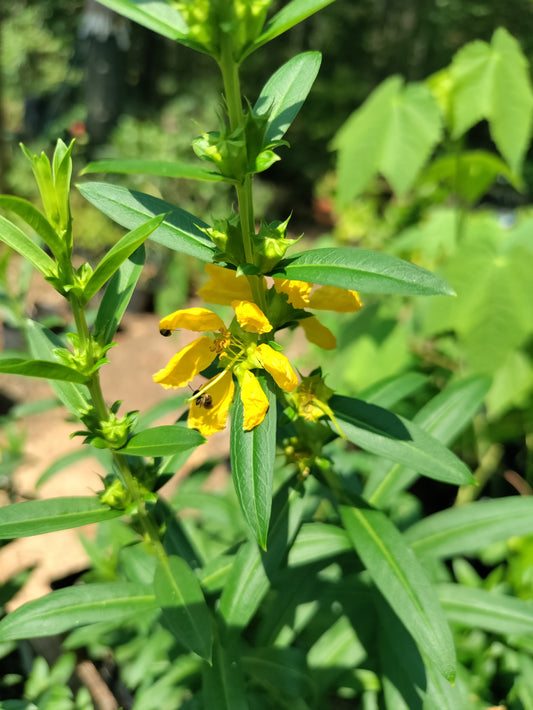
(159, 328), (172, 337)
(193, 390), (213, 409)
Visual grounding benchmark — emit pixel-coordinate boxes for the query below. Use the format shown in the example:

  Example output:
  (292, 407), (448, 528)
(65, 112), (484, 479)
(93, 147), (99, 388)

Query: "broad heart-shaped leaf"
(81, 159), (229, 182)
(0, 195), (63, 258)
(270, 247), (454, 296)
(119, 425), (204, 457)
(25, 319), (89, 416)
(365, 375), (491, 507)
(153, 555), (212, 661)
(230, 375), (276, 549)
(437, 583), (533, 636)
(246, 0), (336, 58)
(0, 497), (121, 539)
(332, 76), (442, 203)
(254, 52), (322, 144)
(0, 357), (88, 383)
(0, 583), (156, 641)
(329, 395), (474, 487)
(93, 245), (145, 346)
(0, 214), (56, 278)
(448, 27), (533, 172)
(340, 502), (456, 683)
(82, 213), (165, 304)
(77, 182), (215, 262)
(405, 496), (533, 559)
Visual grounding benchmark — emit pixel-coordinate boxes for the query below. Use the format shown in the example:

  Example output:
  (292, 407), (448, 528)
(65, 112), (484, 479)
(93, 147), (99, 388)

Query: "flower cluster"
(153, 264), (362, 436)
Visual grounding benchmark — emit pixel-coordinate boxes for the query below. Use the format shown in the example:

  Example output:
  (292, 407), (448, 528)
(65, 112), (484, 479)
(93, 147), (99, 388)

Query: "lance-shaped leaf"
(332, 76), (442, 203)
(246, 0), (336, 58)
(230, 375), (277, 549)
(0, 214), (56, 278)
(270, 247), (454, 296)
(0, 357), (88, 384)
(447, 27), (533, 171)
(82, 214), (165, 304)
(119, 424), (204, 457)
(341, 502), (456, 682)
(153, 555), (212, 661)
(330, 395), (474, 487)
(81, 159), (229, 182)
(254, 52), (322, 143)
(405, 496), (533, 559)
(0, 497), (122, 539)
(202, 638), (249, 710)
(0, 583), (156, 641)
(93, 244), (145, 346)
(77, 182), (215, 261)
(0, 195), (63, 257)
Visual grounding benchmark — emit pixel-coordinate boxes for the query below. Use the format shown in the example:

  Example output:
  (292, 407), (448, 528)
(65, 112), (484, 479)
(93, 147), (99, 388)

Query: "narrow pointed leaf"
(93, 244), (145, 345)
(78, 182), (215, 261)
(254, 52), (322, 143)
(438, 583), (533, 635)
(0, 215), (56, 277)
(270, 247), (454, 296)
(341, 503), (456, 682)
(82, 214), (165, 303)
(153, 556), (212, 660)
(0, 195), (63, 257)
(405, 496), (533, 559)
(330, 395), (474, 486)
(202, 639), (248, 710)
(230, 375), (277, 548)
(82, 159), (228, 182)
(0, 357), (88, 383)
(288, 522), (351, 567)
(247, 0), (336, 57)
(0, 497), (121, 539)
(0, 583), (156, 641)
(119, 424), (204, 457)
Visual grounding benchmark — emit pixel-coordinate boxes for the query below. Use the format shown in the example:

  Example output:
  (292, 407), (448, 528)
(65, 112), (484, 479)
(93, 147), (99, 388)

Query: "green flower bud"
(100, 479), (131, 509)
(200, 210), (246, 266)
(252, 216), (299, 272)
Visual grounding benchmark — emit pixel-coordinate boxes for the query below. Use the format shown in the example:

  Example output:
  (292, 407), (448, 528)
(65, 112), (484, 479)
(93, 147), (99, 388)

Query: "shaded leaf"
(119, 425), (204, 457)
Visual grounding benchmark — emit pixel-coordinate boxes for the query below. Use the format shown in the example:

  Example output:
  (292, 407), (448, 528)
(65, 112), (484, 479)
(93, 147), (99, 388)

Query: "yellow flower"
(153, 304), (297, 436)
(298, 316), (337, 350)
(197, 263), (261, 305)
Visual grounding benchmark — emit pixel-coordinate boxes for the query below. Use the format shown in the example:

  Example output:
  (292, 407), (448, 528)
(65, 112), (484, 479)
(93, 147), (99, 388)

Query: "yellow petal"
(273, 278), (312, 309)
(232, 300), (273, 334)
(308, 286), (362, 312)
(188, 370), (235, 436)
(159, 307), (226, 333)
(256, 343), (298, 392)
(299, 316), (337, 350)
(240, 370), (269, 430)
(198, 263), (255, 305)
(153, 336), (216, 388)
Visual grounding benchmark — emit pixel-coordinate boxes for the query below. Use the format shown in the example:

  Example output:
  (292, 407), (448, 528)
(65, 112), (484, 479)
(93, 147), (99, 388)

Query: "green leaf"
(242, 647), (312, 700)
(448, 27), (533, 171)
(0, 195), (63, 257)
(270, 247), (454, 296)
(332, 76), (442, 202)
(438, 583), (533, 636)
(93, 244), (145, 346)
(288, 522), (351, 567)
(247, 0), (336, 58)
(82, 214), (165, 304)
(341, 503), (456, 682)
(330, 395), (475, 487)
(202, 639), (248, 710)
(307, 614), (366, 678)
(0, 497), (121, 539)
(230, 375), (277, 549)
(87, 0), (193, 44)
(366, 375), (490, 507)
(0, 583), (156, 641)
(405, 496), (533, 559)
(25, 319), (89, 416)
(254, 52), (322, 143)
(77, 182), (215, 261)
(153, 556), (212, 661)
(119, 425), (205, 457)
(0, 357), (88, 383)
(81, 158), (229, 182)
(0, 214), (56, 278)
